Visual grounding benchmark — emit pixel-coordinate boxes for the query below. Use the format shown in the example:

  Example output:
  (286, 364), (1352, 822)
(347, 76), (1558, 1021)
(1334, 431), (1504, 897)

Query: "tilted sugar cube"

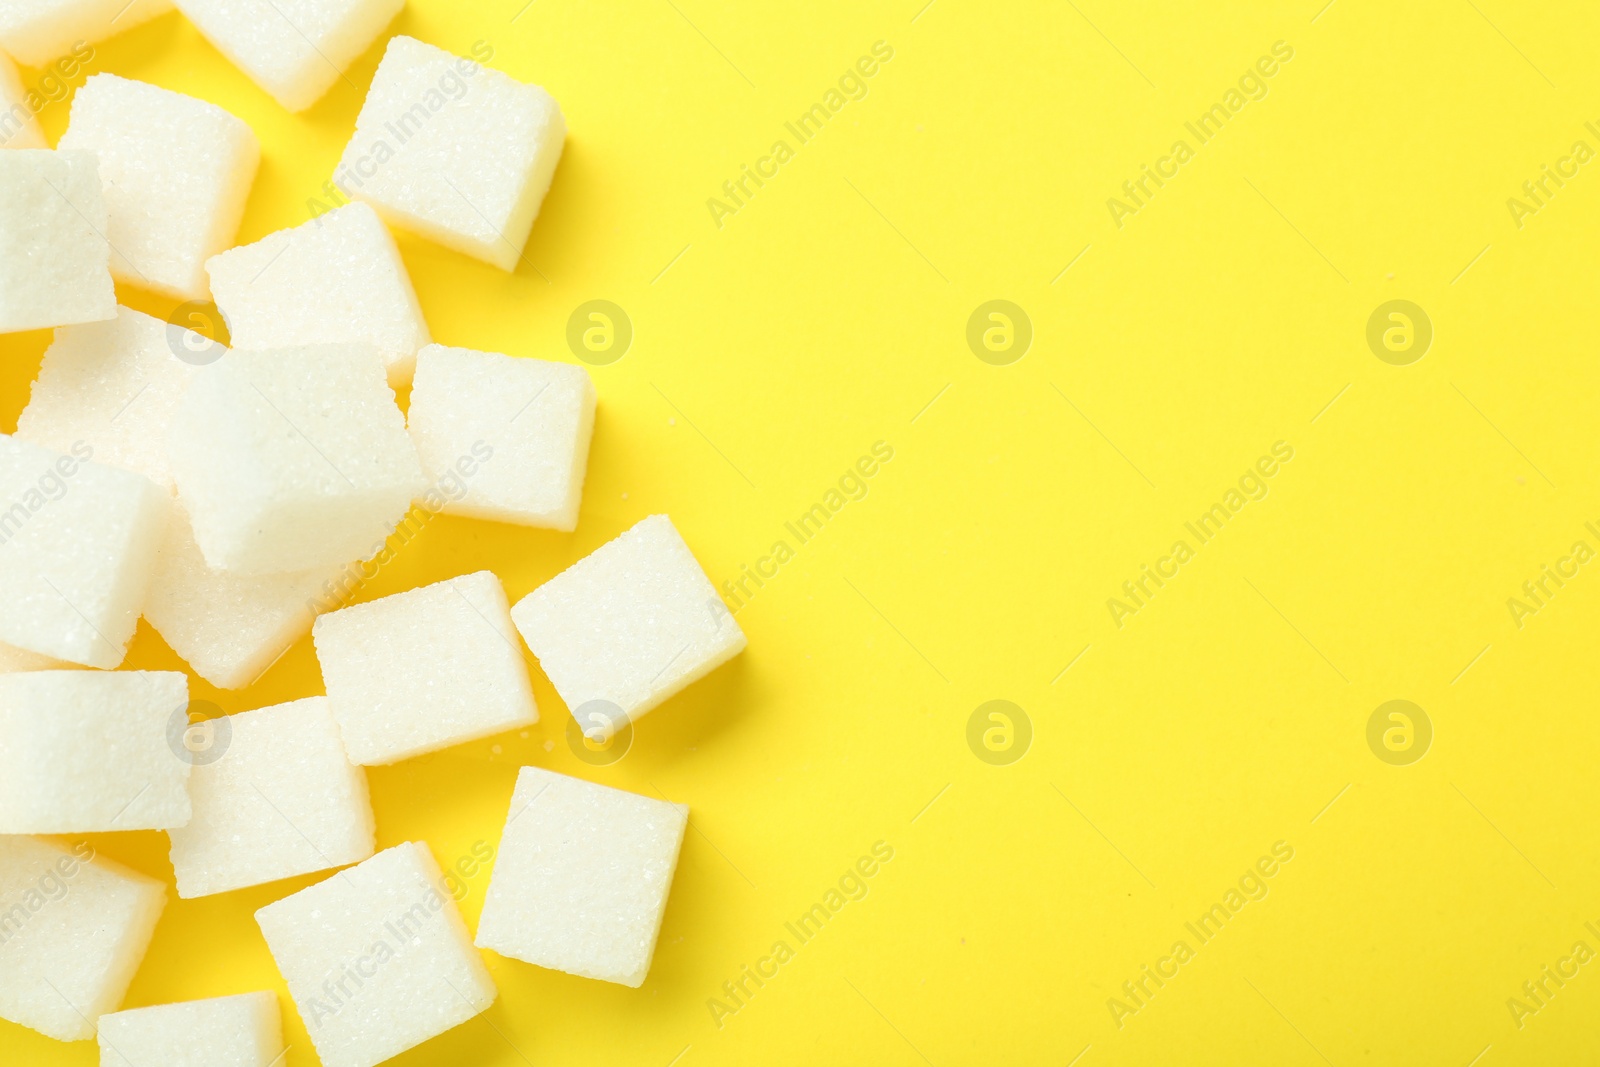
(0, 0), (171, 67)
(16, 306), (212, 491)
(511, 515), (746, 728)
(59, 74), (260, 300)
(167, 343), (426, 575)
(174, 0), (400, 112)
(0, 670), (190, 833)
(0, 50), (45, 149)
(337, 36), (565, 271)
(406, 345), (594, 530)
(476, 766), (687, 987)
(0, 149), (115, 333)
(0, 836), (166, 1041)
(313, 570), (537, 765)
(168, 696), (375, 898)
(143, 509), (346, 689)
(207, 202), (430, 384)
(255, 841), (497, 1067)
(97, 991), (282, 1067)
(0, 435), (169, 668)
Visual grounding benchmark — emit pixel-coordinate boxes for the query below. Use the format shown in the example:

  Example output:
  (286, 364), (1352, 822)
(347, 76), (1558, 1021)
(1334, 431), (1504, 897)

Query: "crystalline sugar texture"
(59, 73), (260, 300)
(338, 35), (565, 271)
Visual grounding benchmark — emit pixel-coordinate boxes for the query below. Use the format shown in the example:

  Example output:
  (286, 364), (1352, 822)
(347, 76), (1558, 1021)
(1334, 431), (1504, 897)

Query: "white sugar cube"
(0, 670), (190, 832)
(0, 836), (166, 1041)
(168, 697), (375, 898)
(0, 0), (172, 67)
(477, 766), (687, 987)
(143, 509), (348, 689)
(338, 36), (565, 271)
(255, 841), (496, 1067)
(16, 307), (212, 491)
(174, 0), (400, 112)
(97, 991), (282, 1066)
(406, 345), (594, 530)
(0, 642), (64, 671)
(59, 74), (259, 300)
(0, 51), (45, 149)
(511, 515), (746, 728)
(313, 570), (537, 765)
(167, 344), (426, 575)
(0, 435), (169, 668)
(207, 202), (429, 384)
(0, 149), (115, 333)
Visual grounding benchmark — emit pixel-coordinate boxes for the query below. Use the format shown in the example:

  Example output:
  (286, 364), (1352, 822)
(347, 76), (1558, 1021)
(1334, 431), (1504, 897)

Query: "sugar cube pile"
(168, 343), (425, 574)
(478, 766), (688, 987)
(207, 202), (430, 384)
(96, 991), (282, 1066)
(407, 344), (596, 530)
(255, 842), (496, 1067)
(0, 149), (115, 334)
(338, 36), (566, 271)
(512, 514), (747, 729)
(0, 16), (752, 1061)
(0, 669), (190, 833)
(168, 696), (375, 897)
(59, 73), (259, 300)
(174, 0), (402, 112)
(313, 569), (538, 764)
(0, 836), (166, 1041)
(0, 0), (172, 68)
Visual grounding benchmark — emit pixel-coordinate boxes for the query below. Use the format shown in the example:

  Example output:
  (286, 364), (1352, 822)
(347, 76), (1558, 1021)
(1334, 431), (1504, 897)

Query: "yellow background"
(4, 0), (1600, 1063)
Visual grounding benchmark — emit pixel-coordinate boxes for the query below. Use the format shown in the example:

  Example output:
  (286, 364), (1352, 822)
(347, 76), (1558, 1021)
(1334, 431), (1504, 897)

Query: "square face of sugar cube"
(476, 766), (687, 987)
(0, 150), (115, 333)
(16, 307), (213, 491)
(207, 202), (429, 384)
(174, 0), (400, 112)
(511, 515), (746, 727)
(0, 435), (170, 668)
(0, 836), (166, 1041)
(167, 344), (425, 575)
(313, 570), (537, 765)
(59, 74), (259, 301)
(97, 991), (282, 1067)
(168, 697), (375, 898)
(144, 509), (347, 689)
(0, 51), (45, 149)
(0, 0), (171, 67)
(0, 670), (191, 833)
(255, 842), (496, 1067)
(407, 345), (595, 530)
(339, 36), (566, 272)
